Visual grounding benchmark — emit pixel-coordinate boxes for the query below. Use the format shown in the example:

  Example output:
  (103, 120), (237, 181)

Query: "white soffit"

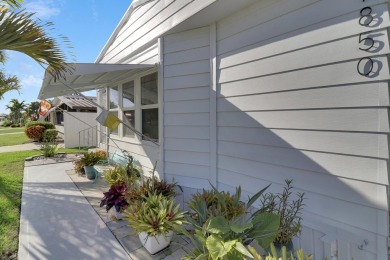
(38, 63), (155, 100)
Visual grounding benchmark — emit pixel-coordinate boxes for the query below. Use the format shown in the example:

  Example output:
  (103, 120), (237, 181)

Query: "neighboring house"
(38, 0), (389, 259)
(49, 95), (97, 148)
(0, 113), (8, 122)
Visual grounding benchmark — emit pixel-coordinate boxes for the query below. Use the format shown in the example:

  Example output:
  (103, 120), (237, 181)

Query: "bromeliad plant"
(125, 174), (178, 203)
(105, 165), (139, 187)
(180, 184), (281, 259)
(100, 184), (128, 213)
(124, 192), (187, 237)
(188, 186), (246, 227)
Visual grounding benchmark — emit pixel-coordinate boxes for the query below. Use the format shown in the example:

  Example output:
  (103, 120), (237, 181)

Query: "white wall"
(215, 0), (389, 259)
(97, 0), (216, 64)
(163, 26), (212, 187)
(162, 0), (390, 259)
(64, 112), (97, 148)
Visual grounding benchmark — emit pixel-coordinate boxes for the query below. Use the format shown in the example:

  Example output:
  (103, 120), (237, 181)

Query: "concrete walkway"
(0, 142), (64, 153)
(18, 162), (129, 260)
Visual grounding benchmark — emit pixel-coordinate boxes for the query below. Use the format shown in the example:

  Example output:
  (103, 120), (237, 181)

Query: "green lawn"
(0, 150), (40, 259)
(0, 148), (85, 259)
(0, 133), (30, 147)
(0, 127), (25, 134)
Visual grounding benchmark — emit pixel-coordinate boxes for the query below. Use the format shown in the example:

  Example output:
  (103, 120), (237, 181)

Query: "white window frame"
(107, 69), (159, 144)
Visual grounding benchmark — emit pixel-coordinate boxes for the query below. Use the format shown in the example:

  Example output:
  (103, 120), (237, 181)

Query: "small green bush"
(43, 129), (58, 142)
(37, 142), (59, 157)
(25, 125), (45, 140)
(25, 121), (55, 130)
(10, 123), (21, 127)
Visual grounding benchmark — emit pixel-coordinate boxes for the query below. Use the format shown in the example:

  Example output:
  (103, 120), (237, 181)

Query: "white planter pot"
(138, 231), (173, 255)
(112, 207), (123, 220)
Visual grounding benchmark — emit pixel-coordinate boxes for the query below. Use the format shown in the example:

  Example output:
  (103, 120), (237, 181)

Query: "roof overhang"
(38, 63), (155, 99)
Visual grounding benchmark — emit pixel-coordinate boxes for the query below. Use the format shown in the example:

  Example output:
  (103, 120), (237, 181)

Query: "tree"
(0, 0), (72, 99)
(25, 101), (40, 120)
(6, 98), (25, 122)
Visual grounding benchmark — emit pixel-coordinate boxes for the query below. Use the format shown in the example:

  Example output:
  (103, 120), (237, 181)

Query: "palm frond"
(0, 50), (6, 63)
(0, 8), (74, 80)
(0, 0), (23, 12)
(0, 70), (20, 99)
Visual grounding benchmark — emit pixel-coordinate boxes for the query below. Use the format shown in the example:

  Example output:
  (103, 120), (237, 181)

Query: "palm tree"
(25, 101), (40, 120)
(6, 98), (25, 122)
(0, 0), (72, 99)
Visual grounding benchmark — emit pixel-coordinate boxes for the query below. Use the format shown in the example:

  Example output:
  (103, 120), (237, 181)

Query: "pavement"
(19, 162), (129, 260)
(18, 155), (191, 260)
(0, 142), (64, 153)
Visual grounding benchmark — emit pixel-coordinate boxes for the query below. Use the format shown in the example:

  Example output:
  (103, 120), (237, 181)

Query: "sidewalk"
(19, 156), (190, 260)
(0, 142), (64, 153)
(18, 162), (129, 260)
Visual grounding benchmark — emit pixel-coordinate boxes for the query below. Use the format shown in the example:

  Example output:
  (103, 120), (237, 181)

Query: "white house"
(49, 95), (97, 148)
(38, 0), (390, 259)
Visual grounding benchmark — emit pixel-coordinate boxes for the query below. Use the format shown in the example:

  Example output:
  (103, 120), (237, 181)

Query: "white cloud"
(21, 75), (42, 89)
(24, 0), (61, 19)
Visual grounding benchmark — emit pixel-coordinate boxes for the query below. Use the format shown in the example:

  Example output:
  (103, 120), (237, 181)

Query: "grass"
(0, 148), (86, 259)
(0, 133), (30, 147)
(0, 150), (40, 259)
(0, 127), (24, 134)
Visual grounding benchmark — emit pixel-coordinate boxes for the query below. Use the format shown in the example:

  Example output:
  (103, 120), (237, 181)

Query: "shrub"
(10, 123), (20, 127)
(260, 179), (305, 245)
(25, 125), (45, 140)
(36, 142), (59, 157)
(43, 129), (58, 142)
(25, 121), (55, 130)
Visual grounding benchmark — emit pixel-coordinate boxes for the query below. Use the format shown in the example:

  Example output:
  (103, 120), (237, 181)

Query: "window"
(122, 81), (135, 137)
(107, 72), (159, 142)
(109, 86), (120, 135)
(141, 73), (158, 105)
(109, 86), (119, 109)
(141, 73), (158, 140)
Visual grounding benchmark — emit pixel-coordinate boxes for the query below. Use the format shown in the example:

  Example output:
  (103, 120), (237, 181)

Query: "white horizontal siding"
(163, 26), (211, 186)
(215, 0), (389, 258)
(217, 0), (389, 55)
(107, 138), (159, 175)
(165, 113), (210, 126)
(218, 141), (388, 185)
(218, 109), (389, 132)
(164, 86), (209, 101)
(122, 43), (159, 64)
(218, 84), (389, 111)
(218, 127), (388, 158)
(100, 0), (215, 63)
(217, 158), (387, 209)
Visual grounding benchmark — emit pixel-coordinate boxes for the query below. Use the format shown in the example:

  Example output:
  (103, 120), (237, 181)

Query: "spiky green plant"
(124, 192), (187, 237)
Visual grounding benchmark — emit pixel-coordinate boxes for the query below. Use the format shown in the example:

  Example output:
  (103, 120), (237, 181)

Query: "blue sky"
(0, 0), (132, 113)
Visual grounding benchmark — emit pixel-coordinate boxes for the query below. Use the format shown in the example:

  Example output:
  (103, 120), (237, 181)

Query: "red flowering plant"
(100, 184), (128, 213)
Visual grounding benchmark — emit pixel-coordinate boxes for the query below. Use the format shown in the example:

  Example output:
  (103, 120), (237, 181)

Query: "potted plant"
(124, 192), (187, 254)
(260, 179), (305, 252)
(100, 184), (128, 219)
(181, 184), (281, 259)
(125, 174), (178, 202)
(80, 151), (105, 180)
